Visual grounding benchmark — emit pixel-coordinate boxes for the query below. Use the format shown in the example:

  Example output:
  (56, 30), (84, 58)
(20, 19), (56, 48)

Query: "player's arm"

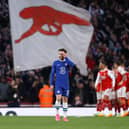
(65, 57), (75, 67)
(117, 67), (126, 86)
(50, 62), (56, 88)
(118, 74), (127, 86)
(108, 70), (115, 89)
(95, 72), (100, 89)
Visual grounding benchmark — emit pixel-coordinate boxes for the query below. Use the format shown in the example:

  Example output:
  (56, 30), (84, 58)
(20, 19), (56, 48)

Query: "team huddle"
(95, 60), (129, 117)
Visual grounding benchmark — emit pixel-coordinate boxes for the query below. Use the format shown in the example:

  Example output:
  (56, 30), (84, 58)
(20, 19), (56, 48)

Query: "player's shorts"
(102, 88), (112, 100)
(96, 92), (102, 100)
(55, 86), (69, 97)
(116, 87), (126, 98)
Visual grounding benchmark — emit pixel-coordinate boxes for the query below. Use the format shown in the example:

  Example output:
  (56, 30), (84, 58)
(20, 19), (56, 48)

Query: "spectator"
(0, 76), (9, 101)
(7, 79), (20, 107)
(73, 81), (85, 106)
(38, 83), (53, 107)
(0, 0), (128, 106)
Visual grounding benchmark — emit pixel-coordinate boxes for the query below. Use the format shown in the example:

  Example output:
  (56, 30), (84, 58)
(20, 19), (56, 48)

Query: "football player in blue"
(50, 48), (75, 121)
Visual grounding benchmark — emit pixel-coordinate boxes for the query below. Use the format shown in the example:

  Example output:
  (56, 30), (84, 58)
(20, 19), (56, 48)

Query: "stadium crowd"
(0, 0), (129, 107)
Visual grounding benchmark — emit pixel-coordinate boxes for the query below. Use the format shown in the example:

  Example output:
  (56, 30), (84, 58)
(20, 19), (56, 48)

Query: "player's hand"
(94, 85), (97, 90)
(63, 52), (67, 58)
(118, 81), (122, 86)
(50, 85), (54, 89)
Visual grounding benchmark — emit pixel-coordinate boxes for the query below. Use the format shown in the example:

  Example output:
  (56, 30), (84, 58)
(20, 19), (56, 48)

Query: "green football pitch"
(0, 116), (129, 129)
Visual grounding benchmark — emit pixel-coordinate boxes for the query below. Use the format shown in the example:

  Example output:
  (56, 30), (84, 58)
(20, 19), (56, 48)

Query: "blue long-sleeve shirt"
(50, 57), (75, 88)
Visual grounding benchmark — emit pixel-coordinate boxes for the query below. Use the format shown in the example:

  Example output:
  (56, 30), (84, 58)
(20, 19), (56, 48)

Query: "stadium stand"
(0, 0), (129, 107)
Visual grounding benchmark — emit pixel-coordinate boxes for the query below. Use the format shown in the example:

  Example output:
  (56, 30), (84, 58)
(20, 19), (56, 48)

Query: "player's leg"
(127, 92), (129, 113)
(111, 90), (118, 116)
(102, 89), (112, 117)
(62, 96), (69, 121)
(54, 87), (62, 121)
(117, 87), (128, 117)
(119, 97), (128, 117)
(95, 92), (103, 116)
(115, 89), (121, 116)
(62, 89), (69, 121)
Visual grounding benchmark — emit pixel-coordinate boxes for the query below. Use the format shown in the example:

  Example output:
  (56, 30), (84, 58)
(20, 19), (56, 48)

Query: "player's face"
(99, 63), (105, 70)
(113, 63), (118, 70)
(58, 51), (65, 60)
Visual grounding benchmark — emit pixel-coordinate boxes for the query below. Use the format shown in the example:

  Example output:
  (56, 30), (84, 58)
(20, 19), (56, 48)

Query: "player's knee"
(97, 99), (101, 104)
(103, 95), (109, 101)
(56, 95), (62, 101)
(55, 100), (61, 109)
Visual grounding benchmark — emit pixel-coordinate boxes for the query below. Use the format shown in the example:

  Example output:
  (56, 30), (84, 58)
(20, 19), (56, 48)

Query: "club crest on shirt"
(65, 63), (68, 66)
(57, 90), (60, 93)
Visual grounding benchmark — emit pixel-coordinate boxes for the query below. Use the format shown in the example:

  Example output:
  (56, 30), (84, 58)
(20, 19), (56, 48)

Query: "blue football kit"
(50, 57), (75, 97)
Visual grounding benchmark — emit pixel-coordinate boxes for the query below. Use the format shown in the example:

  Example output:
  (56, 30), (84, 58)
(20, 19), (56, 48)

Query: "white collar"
(58, 58), (66, 62)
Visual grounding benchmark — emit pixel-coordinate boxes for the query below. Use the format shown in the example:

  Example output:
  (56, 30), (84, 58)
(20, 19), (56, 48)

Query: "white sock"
(120, 108), (124, 115)
(55, 100), (61, 115)
(63, 111), (67, 118)
(56, 108), (59, 115)
(63, 102), (68, 118)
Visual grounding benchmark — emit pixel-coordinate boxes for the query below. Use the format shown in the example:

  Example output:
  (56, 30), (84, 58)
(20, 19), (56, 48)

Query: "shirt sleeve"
(95, 72), (100, 89)
(108, 70), (115, 88)
(118, 66), (126, 75)
(65, 57), (75, 67)
(50, 62), (56, 86)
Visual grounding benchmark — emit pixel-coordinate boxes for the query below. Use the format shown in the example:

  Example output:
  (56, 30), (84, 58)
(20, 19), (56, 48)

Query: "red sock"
(97, 100), (102, 112)
(107, 101), (112, 111)
(122, 104), (128, 111)
(102, 99), (108, 110)
(120, 98), (128, 111)
(105, 99), (112, 111)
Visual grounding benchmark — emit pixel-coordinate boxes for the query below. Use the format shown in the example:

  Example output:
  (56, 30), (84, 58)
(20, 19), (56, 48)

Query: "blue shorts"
(55, 86), (69, 97)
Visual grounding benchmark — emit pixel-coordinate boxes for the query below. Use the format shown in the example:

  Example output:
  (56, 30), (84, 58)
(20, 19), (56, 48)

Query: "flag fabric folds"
(9, 0), (93, 75)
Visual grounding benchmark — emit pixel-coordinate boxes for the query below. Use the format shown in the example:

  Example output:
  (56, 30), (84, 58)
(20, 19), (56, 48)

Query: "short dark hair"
(99, 60), (107, 66)
(58, 48), (67, 53)
(114, 60), (124, 66)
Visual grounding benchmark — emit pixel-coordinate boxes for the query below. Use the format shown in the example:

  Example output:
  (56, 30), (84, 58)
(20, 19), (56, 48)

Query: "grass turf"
(0, 116), (129, 129)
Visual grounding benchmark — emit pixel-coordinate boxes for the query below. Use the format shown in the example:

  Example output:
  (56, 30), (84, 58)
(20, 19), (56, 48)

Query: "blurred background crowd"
(0, 0), (129, 107)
